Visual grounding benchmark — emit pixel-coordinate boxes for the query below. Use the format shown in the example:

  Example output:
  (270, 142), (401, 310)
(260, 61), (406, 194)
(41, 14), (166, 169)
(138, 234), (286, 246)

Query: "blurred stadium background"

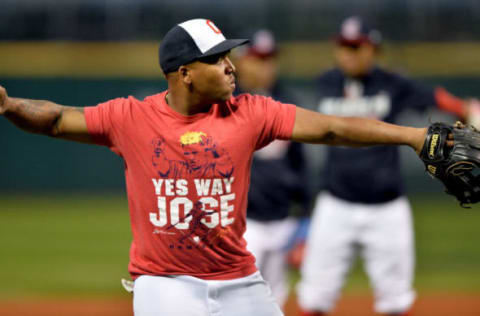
(0, 1), (479, 315)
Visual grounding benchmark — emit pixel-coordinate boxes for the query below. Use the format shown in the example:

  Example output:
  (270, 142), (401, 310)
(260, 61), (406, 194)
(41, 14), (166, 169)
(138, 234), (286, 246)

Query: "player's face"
(188, 52), (236, 102)
(183, 143), (208, 171)
(334, 42), (376, 77)
(153, 138), (165, 155)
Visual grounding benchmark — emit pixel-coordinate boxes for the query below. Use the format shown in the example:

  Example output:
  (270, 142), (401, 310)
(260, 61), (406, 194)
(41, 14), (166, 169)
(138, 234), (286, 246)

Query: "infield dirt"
(0, 293), (478, 316)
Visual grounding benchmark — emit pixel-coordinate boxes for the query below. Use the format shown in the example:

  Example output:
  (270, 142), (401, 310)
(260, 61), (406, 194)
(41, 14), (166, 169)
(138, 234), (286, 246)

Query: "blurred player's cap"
(159, 18), (249, 74)
(245, 29), (277, 58)
(335, 16), (382, 47)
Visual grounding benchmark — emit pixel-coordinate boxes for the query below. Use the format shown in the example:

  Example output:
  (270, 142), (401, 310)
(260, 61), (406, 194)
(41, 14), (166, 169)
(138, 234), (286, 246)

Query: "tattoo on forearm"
(322, 131), (336, 143)
(17, 99), (58, 117)
(6, 98), (64, 135)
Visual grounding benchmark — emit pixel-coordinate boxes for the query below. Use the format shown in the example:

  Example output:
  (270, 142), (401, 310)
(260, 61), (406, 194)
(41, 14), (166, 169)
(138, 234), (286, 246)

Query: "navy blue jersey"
(247, 140), (311, 221)
(235, 82), (311, 220)
(317, 67), (437, 203)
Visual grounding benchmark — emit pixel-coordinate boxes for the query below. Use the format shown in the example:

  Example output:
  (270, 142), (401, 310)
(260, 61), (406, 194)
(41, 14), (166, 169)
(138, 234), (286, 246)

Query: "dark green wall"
(0, 78), (167, 192)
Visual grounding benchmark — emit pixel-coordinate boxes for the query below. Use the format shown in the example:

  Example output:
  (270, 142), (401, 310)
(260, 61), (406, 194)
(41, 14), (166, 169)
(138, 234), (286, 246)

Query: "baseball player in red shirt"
(1, 18), (431, 316)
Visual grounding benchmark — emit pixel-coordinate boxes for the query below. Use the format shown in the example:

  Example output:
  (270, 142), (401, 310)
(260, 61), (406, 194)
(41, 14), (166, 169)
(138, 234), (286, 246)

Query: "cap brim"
(201, 39), (249, 57)
(247, 51), (277, 59)
(334, 35), (373, 46)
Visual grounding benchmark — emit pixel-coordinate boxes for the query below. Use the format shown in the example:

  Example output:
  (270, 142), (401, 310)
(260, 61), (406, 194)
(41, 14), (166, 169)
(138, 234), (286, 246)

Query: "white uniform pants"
(296, 193), (415, 314)
(133, 271), (283, 316)
(243, 217), (298, 306)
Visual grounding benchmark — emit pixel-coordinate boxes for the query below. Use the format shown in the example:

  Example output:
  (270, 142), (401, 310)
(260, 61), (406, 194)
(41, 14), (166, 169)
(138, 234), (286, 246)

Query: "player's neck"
(166, 90), (213, 116)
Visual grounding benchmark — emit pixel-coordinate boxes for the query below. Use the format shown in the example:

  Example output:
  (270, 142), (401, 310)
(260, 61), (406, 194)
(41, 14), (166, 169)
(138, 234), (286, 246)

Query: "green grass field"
(0, 194), (131, 299)
(0, 194), (479, 300)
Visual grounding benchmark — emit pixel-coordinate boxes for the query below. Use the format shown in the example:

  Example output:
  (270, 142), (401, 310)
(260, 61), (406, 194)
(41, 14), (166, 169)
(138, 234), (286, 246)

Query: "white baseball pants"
(133, 271), (283, 316)
(244, 217), (298, 306)
(296, 192), (415, 314)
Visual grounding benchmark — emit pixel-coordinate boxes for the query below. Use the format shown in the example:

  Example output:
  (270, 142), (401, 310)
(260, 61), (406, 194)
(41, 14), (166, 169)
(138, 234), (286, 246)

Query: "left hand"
(418, 121), (480, 207)
(287, 241), (306, 270)
(466, 98), (480, 130)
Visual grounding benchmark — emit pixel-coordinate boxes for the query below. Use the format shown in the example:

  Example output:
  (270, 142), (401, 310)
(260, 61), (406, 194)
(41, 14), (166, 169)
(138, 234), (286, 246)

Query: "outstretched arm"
(291, 107), (427, 154)
(0, 85), (93, 143)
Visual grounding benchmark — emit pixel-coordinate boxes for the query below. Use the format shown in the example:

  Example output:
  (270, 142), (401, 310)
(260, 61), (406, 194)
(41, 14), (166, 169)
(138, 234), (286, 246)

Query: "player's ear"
(178, 66), (192, 85)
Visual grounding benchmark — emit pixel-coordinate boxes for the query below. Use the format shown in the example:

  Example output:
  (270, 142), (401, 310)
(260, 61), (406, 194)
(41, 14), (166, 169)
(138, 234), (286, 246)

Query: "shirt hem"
(130, 264), (258, 281)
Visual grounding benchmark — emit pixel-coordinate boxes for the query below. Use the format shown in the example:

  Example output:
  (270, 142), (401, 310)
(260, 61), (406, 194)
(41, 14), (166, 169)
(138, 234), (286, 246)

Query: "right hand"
(0, 85), (8, 115)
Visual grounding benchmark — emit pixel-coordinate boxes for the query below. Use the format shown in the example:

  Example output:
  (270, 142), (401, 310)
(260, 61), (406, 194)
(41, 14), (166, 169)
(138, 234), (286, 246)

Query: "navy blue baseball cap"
(335, 16), (382, 47)
(159, 19), (249, 74)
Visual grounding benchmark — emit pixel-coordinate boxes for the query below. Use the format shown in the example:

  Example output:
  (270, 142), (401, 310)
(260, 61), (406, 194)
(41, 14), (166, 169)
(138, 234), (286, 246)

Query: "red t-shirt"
(84, 91), (296, 280)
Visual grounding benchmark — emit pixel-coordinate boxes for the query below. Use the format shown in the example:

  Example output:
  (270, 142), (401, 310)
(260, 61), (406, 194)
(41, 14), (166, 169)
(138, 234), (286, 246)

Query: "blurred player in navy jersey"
(235, 30), (312, 308)
(296, 16), (479, 316)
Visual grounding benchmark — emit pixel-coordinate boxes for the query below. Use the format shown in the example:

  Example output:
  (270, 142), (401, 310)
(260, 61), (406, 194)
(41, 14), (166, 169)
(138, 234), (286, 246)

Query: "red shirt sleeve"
(244, 94), (297, 150)
(434, 87), (466, 118)
(84, 97), (131, 155)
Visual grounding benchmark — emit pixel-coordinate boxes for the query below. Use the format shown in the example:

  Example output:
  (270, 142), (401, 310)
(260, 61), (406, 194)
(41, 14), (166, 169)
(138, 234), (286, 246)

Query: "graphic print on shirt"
(150, 131), (236, 250)
(318, 80), (392, 119)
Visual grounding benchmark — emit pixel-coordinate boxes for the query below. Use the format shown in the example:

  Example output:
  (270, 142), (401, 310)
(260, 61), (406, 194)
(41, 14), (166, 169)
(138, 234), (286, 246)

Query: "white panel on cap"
(179, 19), (226, 53)
(342, 16), (361, 40)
